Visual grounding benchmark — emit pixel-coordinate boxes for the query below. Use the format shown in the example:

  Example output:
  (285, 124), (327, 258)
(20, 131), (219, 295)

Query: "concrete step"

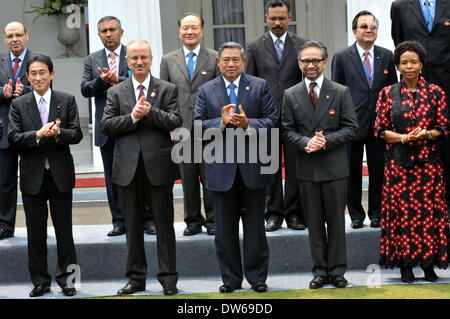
(0, 216), (380, 283)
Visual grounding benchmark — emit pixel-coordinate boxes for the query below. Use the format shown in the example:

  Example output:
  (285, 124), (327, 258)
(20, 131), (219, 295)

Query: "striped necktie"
(109, 52), (117, 74)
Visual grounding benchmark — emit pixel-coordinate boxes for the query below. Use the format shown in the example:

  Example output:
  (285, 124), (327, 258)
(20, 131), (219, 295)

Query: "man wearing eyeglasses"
(331, 11), (397, 230)
(246, 0), (307, 233)
(282, 41), (359, 289)
(0, 21), (34, 240)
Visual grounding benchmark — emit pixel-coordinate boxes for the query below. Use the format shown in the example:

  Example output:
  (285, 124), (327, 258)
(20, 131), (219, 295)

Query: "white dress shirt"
(130, 74), (151, 123)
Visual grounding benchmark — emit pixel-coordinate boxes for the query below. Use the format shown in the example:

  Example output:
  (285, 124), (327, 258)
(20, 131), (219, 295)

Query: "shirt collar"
(269, 31), (287, 44)
(355, 42), (374, 58)
(10, 47), (27, 61)
(33, 88), (52, 106)
(105, 44), (122, 58)
(222, 75), (241, 90)
(183, 44), (201, 57)
(304, 74), (324, 91)
(132, 73), (151, 91)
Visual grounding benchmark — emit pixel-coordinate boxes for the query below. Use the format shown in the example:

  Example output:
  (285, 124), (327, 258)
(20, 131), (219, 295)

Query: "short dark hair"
(178, 12), (204, 28)
(352, 10), (379, 30)
(298, 40), (328, 60)
(26, 54), (54, 73)
(393, 40), (427, 66)
(265, 0), (290, 14)
(217, 42), (245, 59)
(97, 16), (122, 31)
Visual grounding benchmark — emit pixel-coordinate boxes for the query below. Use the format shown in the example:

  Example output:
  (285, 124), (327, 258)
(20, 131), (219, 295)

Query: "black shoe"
(0, 228), (13, 240)
(265, 218), (282, 232)
(286, 215), (306, 230)
(351, 220), (364, 229)
(183, 224), (202, 236)
(370, 219), (381, 228)
(163, 287), (178, 296)
(205, 224), (215, 236)
(29, 285), (50, 297)
(107, 226), (125, 236)
(117, 282), (145, 295)
(423, 266), (438, 282)
(250, 282), (268, 293)
(400, 266), (415, 283)
(330, 275), (348, 288)
(219, 283), (242, 293)
(144, 225), (156, 235)
(309, 275), (329, 289)
(61, 285), (77, 296)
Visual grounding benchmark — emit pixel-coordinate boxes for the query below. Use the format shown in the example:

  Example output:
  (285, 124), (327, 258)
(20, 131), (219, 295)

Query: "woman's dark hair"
(26, 54), (54, 73)
(393, 40), (427, 66)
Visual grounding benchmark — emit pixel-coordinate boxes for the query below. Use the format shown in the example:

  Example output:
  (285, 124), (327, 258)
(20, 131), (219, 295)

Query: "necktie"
(309, 82), (318, 108)
(363, 51), (373, 85)
(38, 97), (49, 125)
(13, 57), (20, 80)
(274, 39), (283, 62)
(138, 84), (145, 101)
(108, 52), (117, 74)
(228, 83), (239, 112)
(423, 0), (433, 32)
(187, 52), (196, 81)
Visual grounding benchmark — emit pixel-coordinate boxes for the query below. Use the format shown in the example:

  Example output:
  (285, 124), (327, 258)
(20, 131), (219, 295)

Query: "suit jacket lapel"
(48, 91), (60, 123)
(293, 82), (314, 127)
(263, 33), (280, 64)
(237, 74), (250, 110)
(349, 43), (369, 86)
(311, 78), (335, 130)
(147, 77), (158, 107)
(280, 33), (293, 65)
(174, 48), (190, 83)
(26, 94), (45, 130)
(123, 78), (136, 112)
(213, 76), (229, 107)
(97, 49), (109, 70)
(372, 46), (383, 89)
(409, 0), (429, 30)
(16, 50), (30, 81)
(433, 0), (447, 29)
(0, 52), (13, 79)
(118, 45), (128, 77)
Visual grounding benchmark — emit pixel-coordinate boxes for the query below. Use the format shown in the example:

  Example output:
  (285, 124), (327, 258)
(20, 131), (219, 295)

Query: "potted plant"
(26, 0), (88, 57)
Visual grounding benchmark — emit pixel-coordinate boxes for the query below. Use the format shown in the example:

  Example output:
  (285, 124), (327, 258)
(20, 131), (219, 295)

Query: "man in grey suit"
(282, 41), (359, 289)
(100, 40), (182, 296)
(245, 0), (307, 232)
(81, 16), (153, 236)
(0, 21), (34, 240)
(160, 12), (220, 236)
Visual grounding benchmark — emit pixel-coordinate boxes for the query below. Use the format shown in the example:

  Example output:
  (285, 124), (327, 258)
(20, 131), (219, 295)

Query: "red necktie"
(363, 51), (372, 84)
(138, 84), (145, 100)
(13, 57), (20, 79)
(309, 82), (318, 108)
(109, 52), (117, 74)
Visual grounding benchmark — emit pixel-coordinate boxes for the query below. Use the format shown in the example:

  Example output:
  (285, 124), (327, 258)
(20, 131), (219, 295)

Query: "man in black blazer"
(100, 40), (182, 296)
(160, 12), (220, 236)
(282, 41), (359, 289)
(8, 54), (83, 297)
(81, 16), (153, 236)
(194, 42), (278, 293)
(245, 0), (307, 231)
(391, 0), (450, 209)
(331, 11), (398, 229)
(0, 21), (34, 240)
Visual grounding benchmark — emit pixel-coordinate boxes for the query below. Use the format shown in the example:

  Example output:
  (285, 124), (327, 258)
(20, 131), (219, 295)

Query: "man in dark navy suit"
(332, 11), (398, 229)
(194, 42), (278, 293)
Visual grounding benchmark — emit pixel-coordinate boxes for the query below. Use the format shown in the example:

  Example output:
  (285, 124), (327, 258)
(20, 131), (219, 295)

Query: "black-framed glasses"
(299, 59), (324, 66)
(357, 23), (378, 30)
(5, 33), (26, 39)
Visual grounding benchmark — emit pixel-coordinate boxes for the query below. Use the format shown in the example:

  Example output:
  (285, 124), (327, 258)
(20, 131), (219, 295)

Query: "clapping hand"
(305, 131), (327, 153)
(132, 96), (151, 120)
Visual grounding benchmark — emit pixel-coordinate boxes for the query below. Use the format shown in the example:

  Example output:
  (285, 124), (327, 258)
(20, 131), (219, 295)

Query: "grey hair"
(97, 16), (122, 31)
(217, 42), (245, 59)
(298, 40), (328, 60)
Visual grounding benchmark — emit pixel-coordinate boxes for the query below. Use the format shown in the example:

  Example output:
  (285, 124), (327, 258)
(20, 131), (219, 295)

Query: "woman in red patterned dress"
(374, 41), (450, 283)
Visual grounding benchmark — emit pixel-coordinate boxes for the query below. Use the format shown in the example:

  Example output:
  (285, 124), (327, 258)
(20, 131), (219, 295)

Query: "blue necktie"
(422, 0), (433, 32)
(187, 52), (195, 81)
(274, 39), (283, 62)
(228, 83), (238, 112)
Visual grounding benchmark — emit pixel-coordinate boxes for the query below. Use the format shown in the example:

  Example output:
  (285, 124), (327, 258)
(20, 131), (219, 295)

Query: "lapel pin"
(445, 21), (450, 26)
(150, 91), (156, 98)
(329, 109), (335, 115)
(246, 86), (250, 91)
(384, 69), (389, 74)
(201, 71), (207, 76)
(326, 95), (330, 99)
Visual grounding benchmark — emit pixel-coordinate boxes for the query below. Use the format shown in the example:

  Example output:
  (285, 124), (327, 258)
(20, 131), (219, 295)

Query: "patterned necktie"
(309, 82), (318, 108)
(38, 97), (49, 125)
(423, 0), (433, 32)
(138, 84), (145, 100)
(108, 52), (117, 74)
(187, 52), (196, 81)
(228, 83), (238, 112)
(363, 51), (373, 85)
(13, 57), (21, 80)
(274, 38), (283, 62)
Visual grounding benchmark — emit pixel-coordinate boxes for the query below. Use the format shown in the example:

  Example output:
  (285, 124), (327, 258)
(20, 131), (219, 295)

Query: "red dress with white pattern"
(374, 76), (450, 269)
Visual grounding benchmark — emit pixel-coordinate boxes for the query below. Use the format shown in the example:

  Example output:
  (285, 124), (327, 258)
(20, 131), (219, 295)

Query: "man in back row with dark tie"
(0, 21), (34, 240)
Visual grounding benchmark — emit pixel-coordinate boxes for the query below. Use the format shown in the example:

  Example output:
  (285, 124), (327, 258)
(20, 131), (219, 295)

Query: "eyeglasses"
(5, 33), (26, 39)
(357, 23), (378, 30)
(299, 59), (324, 66)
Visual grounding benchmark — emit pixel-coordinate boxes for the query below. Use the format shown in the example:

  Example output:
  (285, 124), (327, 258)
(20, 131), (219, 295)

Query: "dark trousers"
(0, 147), (18, 232)
(179, 161), (214, 226)
(213, 169), (269, 285)
(22, 170), (77, 288)
(346, 136), (385, 222)
(116, 156), (178, 290)
(299, 178), (347, 277)
(265, 142), (305, 223)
